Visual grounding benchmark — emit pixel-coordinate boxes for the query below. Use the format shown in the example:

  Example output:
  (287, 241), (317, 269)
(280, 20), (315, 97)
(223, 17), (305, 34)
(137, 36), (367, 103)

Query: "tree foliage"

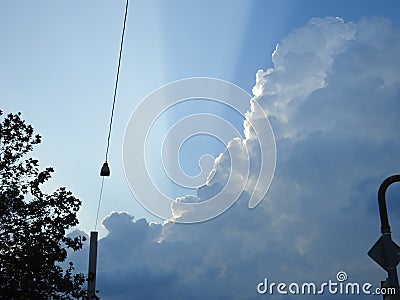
(0, 109), (87, 299)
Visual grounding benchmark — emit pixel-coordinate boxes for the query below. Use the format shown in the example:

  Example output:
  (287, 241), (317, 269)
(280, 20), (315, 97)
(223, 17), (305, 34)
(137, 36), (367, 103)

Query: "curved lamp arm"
(378, 175), (400, 234)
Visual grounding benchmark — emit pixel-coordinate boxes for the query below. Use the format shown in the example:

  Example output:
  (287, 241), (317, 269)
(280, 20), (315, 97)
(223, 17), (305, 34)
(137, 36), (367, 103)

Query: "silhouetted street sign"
(369, 236), (400, 271)
(368, 175), (400, 300)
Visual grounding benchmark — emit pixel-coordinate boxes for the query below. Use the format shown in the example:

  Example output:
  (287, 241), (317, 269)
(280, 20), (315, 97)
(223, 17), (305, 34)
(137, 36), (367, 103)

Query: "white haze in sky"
(69, 17), (400, 299)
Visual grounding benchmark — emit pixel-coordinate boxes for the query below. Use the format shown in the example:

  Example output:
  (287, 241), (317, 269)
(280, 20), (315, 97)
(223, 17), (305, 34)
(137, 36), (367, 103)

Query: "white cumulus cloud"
(72, 17), (400, 299)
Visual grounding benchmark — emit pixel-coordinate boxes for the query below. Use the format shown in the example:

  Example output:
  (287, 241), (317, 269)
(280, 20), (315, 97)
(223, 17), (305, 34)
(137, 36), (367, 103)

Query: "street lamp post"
(87, 231), (98, 299)
(368, 175), (400, 300)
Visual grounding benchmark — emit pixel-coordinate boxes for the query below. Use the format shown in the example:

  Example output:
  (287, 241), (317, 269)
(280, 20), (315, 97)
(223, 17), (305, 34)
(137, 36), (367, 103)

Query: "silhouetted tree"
(0, 109), (87, 299)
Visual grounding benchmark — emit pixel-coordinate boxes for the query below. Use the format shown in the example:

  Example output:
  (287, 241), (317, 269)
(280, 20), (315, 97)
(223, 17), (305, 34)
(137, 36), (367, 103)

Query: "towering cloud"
(72, 17), (400, 299)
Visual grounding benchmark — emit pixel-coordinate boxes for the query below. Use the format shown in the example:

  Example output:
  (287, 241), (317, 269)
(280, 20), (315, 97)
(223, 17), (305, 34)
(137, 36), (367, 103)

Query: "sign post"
(368, 175), (400, 300)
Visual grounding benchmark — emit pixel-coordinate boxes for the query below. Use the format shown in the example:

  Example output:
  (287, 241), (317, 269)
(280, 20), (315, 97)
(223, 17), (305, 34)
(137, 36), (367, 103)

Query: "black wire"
(105, 0), (129, 163)
(95, 0), (129, 230)
(95, 177), (105, 231)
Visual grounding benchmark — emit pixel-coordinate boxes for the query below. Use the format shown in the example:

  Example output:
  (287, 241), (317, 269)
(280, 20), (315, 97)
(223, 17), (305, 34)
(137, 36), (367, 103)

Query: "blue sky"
(2, 1), (400, 299)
